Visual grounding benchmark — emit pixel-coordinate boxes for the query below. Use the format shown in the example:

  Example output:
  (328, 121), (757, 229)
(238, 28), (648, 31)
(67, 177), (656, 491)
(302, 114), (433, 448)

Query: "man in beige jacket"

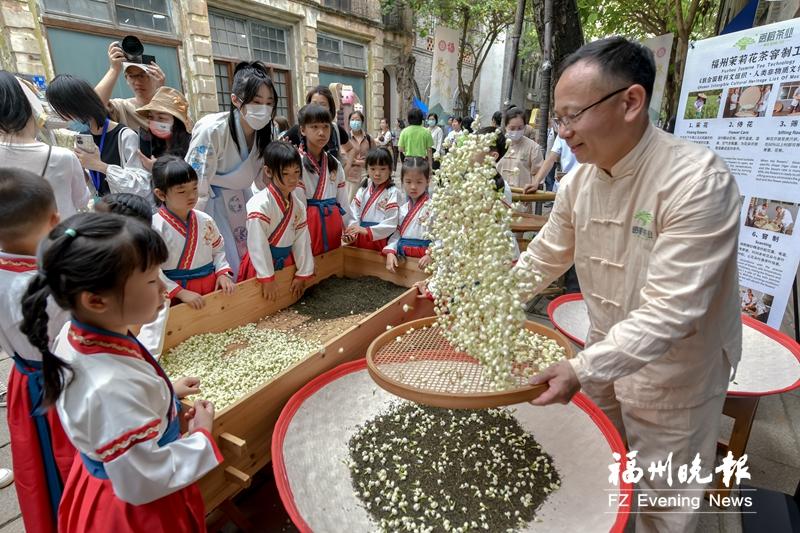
(513, 37), (742, 532)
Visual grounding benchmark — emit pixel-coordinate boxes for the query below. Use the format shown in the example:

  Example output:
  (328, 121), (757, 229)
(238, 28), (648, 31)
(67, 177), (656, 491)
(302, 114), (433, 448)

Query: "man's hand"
(523, 183), (540, 194)
(147, 62), (166, 89)
(108, 41), (125, 72)
(528, 360), (581, 405)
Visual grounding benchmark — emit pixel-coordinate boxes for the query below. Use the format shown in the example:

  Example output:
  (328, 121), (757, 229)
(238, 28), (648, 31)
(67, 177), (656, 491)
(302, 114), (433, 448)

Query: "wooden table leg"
(709, 395), (760, 505)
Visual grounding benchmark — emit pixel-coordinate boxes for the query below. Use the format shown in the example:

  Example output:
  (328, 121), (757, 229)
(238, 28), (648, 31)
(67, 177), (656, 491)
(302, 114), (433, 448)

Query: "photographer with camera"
(94, 37), (166, 131)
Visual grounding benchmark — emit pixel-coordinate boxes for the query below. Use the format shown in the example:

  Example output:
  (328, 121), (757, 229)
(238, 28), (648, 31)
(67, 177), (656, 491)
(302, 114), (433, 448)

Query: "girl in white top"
(20, 213), (222, 531)
(185, 61), (277, 276)
(443, 116), (465, 151)
(384, 157), (433, 271)
(239, 142), (315, 301)
(346, 147), (402, 251)
(46, 74), (150, 200)
(0, 72), (91, 217)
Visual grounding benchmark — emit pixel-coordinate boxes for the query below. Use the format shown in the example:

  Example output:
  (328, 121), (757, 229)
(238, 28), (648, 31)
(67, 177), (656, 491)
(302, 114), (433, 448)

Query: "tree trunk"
(394, 48), (417, 123)
(532, 0), (584, 85)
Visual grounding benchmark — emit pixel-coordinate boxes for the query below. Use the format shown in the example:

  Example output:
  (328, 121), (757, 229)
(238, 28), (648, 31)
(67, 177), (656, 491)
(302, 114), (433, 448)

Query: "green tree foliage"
(576, 0), (719, 121)
(382, 0), (517, 115)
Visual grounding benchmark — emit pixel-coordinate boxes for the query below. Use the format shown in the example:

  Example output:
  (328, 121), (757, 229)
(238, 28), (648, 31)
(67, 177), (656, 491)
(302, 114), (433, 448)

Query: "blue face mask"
(67, 119), (91, 133)
(350, 120), (362, 131)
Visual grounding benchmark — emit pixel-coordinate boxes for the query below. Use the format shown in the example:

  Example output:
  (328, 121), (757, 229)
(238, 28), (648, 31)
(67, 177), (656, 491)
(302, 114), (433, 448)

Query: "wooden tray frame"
(164, 247), (431, 511)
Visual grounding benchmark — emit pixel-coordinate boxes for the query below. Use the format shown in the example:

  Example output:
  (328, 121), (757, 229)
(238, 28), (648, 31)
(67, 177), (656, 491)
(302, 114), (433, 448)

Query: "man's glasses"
(552, 86), (630, 130)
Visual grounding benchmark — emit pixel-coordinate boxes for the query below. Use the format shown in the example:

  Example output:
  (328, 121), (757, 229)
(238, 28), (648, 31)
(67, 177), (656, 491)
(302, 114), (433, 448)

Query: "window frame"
(317, 32), (367, 73)
(39, 0), (175, 35)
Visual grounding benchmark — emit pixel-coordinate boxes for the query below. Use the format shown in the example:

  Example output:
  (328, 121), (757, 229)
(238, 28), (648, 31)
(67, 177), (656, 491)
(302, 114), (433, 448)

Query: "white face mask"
(149, 119), (174, 139)
(241, 104), (272, 130)
(506, 130), (524, 142)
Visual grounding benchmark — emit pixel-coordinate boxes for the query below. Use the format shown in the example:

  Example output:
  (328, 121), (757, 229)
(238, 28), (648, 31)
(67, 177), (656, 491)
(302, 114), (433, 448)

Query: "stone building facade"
(0, 0), (412, 133)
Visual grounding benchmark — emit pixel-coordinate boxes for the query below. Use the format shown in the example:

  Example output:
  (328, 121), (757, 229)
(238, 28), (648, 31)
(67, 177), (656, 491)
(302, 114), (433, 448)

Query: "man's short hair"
(558, 36), (656, 103)
(0, 167), (56, 242)
(407, 107), (424, 125)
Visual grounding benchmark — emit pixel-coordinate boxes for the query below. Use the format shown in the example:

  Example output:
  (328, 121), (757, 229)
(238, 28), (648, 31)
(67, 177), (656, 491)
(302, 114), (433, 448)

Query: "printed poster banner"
(675, 17), (800, 329)
(429, 26), (461, 116)
(642, 33), (674, 123)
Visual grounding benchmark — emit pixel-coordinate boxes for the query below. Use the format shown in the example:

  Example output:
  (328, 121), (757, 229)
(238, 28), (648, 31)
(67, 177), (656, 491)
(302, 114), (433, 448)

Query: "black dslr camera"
(121, 35), (156, 65)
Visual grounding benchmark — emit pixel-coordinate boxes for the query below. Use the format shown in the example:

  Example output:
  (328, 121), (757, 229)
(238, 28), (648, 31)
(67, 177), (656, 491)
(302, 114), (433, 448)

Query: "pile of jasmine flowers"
(161, 323), (322, 409)
(427, 123), (564, 388)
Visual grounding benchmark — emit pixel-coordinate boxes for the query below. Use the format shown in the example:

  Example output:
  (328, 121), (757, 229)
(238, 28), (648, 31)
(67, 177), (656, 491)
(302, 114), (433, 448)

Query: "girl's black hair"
(477, 126), (507, 191)
(401, 156), (430, 181)
(95, 193), (153, 224)
(305, 85), (336, 116)
(46, 74), (108, 127)
(228, 61), (275, 161)
(361, 147), (395, 189)
(264, 141), (302, 186)
(152, 155), (198, 203)
(298, 103), (339, 174)
(0, 70), (33, 134)
(20, 213), (168, 406)
(427, 113), (439, 123)
(151, 118), (191, 159)
(491, 111), (503, 127)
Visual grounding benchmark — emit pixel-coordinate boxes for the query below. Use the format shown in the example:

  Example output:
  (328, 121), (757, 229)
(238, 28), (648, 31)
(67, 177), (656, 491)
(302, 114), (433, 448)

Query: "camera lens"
(121, 35), (144, 61)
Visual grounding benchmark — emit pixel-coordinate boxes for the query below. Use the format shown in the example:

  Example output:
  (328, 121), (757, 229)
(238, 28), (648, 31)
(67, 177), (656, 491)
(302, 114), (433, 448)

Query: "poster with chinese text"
(675, 18), (800, 329)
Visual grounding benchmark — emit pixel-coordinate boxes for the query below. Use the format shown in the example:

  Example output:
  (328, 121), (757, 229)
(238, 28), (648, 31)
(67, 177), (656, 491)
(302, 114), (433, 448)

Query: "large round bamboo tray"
(366, 316), (575, 409)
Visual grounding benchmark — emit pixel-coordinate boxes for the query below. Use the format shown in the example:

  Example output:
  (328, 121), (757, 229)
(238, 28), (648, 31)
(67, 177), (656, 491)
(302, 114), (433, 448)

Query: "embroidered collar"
(0, 252), (37, 273)
(67, 320), (145, 359)
(268, 182), (292, 214)
(158, 206), (195, 237)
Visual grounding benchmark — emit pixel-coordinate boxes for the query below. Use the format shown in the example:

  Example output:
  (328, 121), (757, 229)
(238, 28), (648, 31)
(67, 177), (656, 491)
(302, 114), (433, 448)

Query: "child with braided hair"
(20, 212), (223, 530)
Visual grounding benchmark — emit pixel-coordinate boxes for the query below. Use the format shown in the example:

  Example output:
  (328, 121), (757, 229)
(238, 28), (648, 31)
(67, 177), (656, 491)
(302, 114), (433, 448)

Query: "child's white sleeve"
(383, 230), (400, 255)
(105, 128), (152, 198)
(292, 208), (315, 280)
(368, 189), (401, 241)
(245, 209), (277, 283)
(336, 166), (355, 227)
(207, 218), (232, 278)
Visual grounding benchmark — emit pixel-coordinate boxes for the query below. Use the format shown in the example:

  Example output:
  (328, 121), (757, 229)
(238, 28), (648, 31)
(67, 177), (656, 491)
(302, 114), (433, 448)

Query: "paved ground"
(2, 302), (798, 532)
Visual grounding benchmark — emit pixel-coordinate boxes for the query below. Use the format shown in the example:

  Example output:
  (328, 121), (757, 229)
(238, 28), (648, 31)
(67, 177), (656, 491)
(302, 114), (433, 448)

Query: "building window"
(209, 12), (250, 59)
(42, 0), (172, 32)
(317, 33), (366, 72)
(115, 0), (171, 32)
(215, 61), (232, 112)
(210, 10), (292, 120)
(250, 22), (288, 66)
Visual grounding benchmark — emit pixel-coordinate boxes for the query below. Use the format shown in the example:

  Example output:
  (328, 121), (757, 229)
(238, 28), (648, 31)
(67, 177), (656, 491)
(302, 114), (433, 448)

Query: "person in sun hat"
(94, 40), (166, 130)
(136, 86), (194, 171)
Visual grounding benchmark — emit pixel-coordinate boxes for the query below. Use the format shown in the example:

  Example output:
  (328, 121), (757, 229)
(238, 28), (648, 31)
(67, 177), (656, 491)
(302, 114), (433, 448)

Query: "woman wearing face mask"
(344, 110), (375, 201)
(426, 113), (444, 170)
(135, 87), (193, 171)
(496, 106), (543, 192)
(46, 74), (151, 200)
(185, 61), (276, 277)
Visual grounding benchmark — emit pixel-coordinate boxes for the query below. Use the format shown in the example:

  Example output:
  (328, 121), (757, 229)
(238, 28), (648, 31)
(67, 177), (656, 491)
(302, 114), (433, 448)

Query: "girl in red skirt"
(296, 103), (355, 255)
(152, 155), (236, 309)
(345, 147), (402, 251)
(20, 212), (223, 532)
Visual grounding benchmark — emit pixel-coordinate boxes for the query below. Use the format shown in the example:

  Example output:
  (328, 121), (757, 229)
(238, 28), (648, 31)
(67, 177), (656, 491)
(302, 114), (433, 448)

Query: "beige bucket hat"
(136, 86), (193, 132)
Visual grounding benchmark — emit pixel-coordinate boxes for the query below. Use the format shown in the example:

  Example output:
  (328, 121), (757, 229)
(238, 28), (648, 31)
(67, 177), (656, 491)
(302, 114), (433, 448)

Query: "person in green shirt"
(398, 107), (433, 169)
